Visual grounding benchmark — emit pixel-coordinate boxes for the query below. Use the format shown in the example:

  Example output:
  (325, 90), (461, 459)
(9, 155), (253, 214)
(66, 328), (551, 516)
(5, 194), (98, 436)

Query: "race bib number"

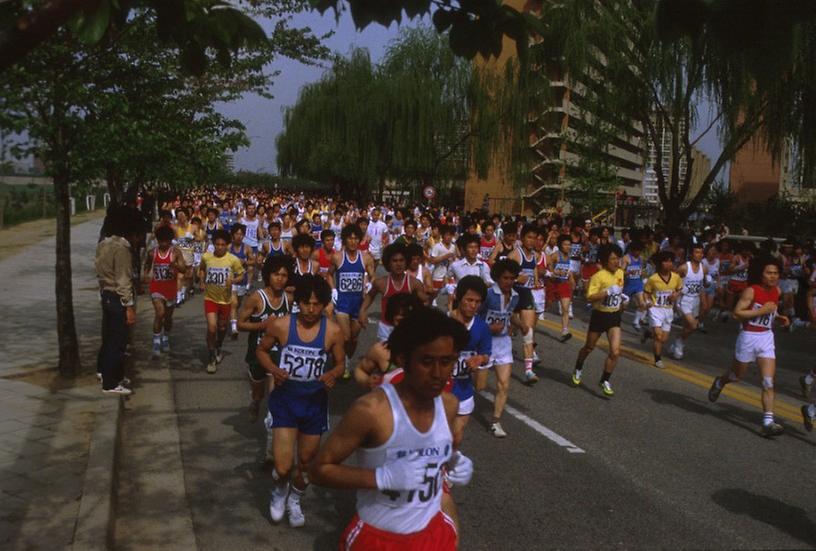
(685, 282), (702, 295)
(521, 269), (535, 288)
(205, 267), (230, 287)
(279, 346), (326, 381)
(655, 290), (672, 307)
(626, 265), (641, 278)
(153, 264), (172, 281)
(747, 303), (775, 329)
(602, 292), (621, 308)
(245, 225), (257, 241)
(379, 443), (451, 507)
(452, 351), (476, 379)
(338, 272), (364, 293)
(485, 309), (508, 328)
(177, 237), (194, 251)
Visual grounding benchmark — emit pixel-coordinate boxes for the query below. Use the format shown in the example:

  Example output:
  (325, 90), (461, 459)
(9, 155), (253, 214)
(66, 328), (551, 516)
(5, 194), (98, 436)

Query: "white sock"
(762, 411), (774, 426)
(805, 373), (815, 385)
(634, 310), (644, 325)
(808, 404), (816, 418)
(153, 334), (161, 345)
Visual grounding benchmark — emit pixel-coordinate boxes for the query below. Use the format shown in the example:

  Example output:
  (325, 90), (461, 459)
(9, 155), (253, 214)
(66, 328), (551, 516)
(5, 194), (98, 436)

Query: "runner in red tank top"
(707, 256), (791, 437)
(357, 243), (429, 342)
(313, 229), (335, 284)
(143, 226), (186, 358)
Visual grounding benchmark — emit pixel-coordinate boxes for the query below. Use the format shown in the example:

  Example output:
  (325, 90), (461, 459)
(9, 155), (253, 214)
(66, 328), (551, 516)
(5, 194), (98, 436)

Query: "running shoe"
(599, 380), (614, 397)
(215, 349), (224, 364)
(524, 371), (539, 385)
(206, 360), (217, 374)
(269, 485), (287, 523)
(102, 385), (132, 396)
(559, 332), (572, 343)
(670, 342), (684, 360)
(799, 375), (812, 400)
(490, 422), (507, 438)
(96, 373), (102, 382)
(654, 359), (665, 369)
(161, 337), (170, 352)
(708, 378), (722, 402)
(801, 405), (814, 432)
(760, 422), (784, 437)
(119, 377), (131, 386)
(568, 304), (574, 319)
(286, 492), (305, 528)
(571, 369), (582, 386)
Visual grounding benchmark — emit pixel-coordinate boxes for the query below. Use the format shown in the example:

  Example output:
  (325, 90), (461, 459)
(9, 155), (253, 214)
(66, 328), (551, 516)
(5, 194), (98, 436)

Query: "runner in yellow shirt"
(641, 250), (683, 369)
(198, 229), (245, 373)
(571, 244), (626, 396)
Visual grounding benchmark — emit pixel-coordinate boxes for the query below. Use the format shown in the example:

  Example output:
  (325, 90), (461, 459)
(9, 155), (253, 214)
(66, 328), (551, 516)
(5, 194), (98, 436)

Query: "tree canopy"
(276, 26), (523, 200)
(530, 0), (769, 228)
(656, 0), (816, 184)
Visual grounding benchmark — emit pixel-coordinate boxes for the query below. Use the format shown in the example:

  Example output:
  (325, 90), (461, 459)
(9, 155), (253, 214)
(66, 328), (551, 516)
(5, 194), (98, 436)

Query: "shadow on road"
(712, 488), (816, 547)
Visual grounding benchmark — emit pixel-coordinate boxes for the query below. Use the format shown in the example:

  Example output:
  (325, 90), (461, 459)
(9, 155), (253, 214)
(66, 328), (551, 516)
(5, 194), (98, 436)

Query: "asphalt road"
(123, 278), (816, 550)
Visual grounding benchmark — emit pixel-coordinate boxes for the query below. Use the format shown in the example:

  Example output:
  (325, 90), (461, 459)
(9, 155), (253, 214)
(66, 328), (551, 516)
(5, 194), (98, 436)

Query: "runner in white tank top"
(671, 244), (710, 360)
(309, 307), (473, 550)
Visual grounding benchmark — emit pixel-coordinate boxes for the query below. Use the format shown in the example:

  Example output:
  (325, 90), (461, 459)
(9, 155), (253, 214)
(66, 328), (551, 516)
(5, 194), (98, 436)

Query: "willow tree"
(656, 0), (816, 185)
(277, 26), (524, 199)
(277, 48), (387, 199)
(534, 1), (768, 229)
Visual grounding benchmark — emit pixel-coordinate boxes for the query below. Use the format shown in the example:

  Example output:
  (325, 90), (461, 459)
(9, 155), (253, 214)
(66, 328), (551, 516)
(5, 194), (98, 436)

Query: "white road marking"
(479, 391), (586, 454)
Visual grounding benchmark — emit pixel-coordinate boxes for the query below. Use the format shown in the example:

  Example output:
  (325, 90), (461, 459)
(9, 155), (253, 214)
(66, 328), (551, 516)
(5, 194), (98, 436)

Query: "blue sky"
(224, 9), (726, 181)
(218, 9), (410, 173)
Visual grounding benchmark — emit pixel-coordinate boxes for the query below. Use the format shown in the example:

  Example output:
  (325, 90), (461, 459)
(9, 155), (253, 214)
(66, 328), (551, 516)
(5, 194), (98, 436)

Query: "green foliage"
(0, 6), (327, 195)
(220, 170), (328, 190)
(277, 26), (524, 198)
(309, 0), (544, 63)
(702, 187), (816, 237)
(655, 0), (816, 187)
(1, 0), (273, 75)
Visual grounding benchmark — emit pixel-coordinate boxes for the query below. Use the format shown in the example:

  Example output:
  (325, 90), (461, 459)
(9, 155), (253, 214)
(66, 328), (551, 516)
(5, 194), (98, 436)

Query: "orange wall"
(729, 137), (781, 202)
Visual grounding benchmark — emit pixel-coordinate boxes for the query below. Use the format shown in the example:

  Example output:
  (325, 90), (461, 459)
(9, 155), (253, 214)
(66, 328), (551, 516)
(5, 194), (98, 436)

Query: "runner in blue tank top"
(256, 274), (345, 529)
(621, 240), (647, 331)
(333, 224), (375, 378)
(449, 276), (492, 447)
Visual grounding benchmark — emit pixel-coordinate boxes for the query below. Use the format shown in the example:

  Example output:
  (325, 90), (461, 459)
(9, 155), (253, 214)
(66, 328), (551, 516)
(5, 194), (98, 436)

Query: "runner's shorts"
(456, 395), (475, 416)
(204, 299), (231, 321)
(588, 309), (621, 333)
(779, 279), (799, 295)
(491, 335), (513, 366)
(735, 330), (775, 363)
(550, 281), (572, 301)
(532, 288), (546, 313)
(677, 295), (700, 317)
(513, 285), (534, 311)
(150, 292), (175, 307)
(623, 279), (644, 296)
(378, 321), (394, 343)
(267, 388), (328, 435)
(336, 295), (363, 319)
(649, 307), (674, 332)
(340, 511), (457, 551)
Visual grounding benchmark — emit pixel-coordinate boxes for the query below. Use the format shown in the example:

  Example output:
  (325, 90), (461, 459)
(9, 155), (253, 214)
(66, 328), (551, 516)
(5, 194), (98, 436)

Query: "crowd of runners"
(95, 186), (816, 549)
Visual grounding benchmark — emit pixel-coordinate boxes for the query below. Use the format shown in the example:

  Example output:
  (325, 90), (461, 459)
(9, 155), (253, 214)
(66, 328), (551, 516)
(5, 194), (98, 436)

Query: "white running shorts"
(491, 335), (513, 366)
(649, 307), (674, 332)
(457, 395), (475, 416)
(677, 295), (700, 317)
(734, 330), (775, 363)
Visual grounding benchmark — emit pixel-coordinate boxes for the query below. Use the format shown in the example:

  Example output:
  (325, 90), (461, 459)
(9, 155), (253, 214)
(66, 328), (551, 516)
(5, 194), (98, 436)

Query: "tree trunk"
(54, 172), (81, 376)
(106, 169), (124, 205)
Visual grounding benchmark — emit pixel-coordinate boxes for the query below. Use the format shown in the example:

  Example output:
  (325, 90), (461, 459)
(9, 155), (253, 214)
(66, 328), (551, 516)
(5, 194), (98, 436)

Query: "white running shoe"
(96, 373), (102, 382)
(286, 492), (305, 528)
(655, 359), (665, 369)
(215, 349), (224, 364)
(269, 484), (288, 523)
(490, 422), (507, 438)
(102, 385), (132, 396)
(206, 361), (217, 374)
(672, 342), (684, 360)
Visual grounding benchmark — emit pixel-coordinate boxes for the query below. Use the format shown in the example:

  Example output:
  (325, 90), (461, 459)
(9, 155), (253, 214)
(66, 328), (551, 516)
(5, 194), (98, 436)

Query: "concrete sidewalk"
(0, 217), (121, 550)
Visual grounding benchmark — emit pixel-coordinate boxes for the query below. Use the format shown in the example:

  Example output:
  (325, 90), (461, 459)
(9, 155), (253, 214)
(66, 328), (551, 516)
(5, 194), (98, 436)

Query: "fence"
(0, 183), (106, 229)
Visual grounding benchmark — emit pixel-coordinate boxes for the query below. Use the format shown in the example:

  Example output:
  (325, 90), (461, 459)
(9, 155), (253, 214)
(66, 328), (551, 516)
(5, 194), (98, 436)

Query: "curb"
(73, 395), (123, 551)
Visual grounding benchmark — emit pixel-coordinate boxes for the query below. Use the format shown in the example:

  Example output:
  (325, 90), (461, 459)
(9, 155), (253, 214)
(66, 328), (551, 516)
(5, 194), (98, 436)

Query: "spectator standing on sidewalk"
(95, 205), (143, 396)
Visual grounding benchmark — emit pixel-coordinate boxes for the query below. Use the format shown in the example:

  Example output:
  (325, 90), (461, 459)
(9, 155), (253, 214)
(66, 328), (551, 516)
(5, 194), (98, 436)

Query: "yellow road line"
(536, 318), (804, 423)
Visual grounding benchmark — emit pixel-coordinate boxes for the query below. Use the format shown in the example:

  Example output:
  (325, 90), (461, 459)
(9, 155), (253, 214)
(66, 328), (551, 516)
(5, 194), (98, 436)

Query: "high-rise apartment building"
(464, 0), (646, 214)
